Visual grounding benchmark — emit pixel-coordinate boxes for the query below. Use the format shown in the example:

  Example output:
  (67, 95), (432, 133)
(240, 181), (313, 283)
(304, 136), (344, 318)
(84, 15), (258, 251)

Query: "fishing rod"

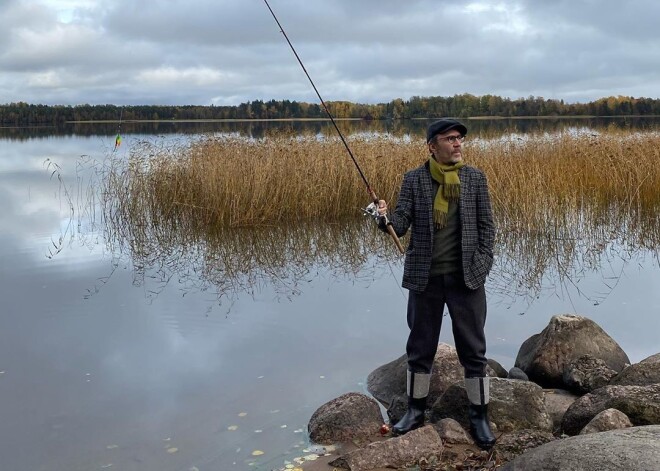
(262, 0), (404, 254)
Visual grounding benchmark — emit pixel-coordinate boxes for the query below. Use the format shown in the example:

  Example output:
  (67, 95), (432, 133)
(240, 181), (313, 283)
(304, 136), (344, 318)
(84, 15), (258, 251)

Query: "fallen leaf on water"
(227, 425), (238, 431)
(251, 450), (264, 456)
(166, 447), (178, 454)
(238, 412), (247, 417)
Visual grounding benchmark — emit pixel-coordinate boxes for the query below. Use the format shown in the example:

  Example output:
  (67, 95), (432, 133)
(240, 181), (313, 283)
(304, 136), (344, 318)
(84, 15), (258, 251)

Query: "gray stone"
(543, 388), (579, 434)
(367, 343), (496, 408)
(328, 425), (443, 471)
(493, 429), (556, 463)
(431, 378), (552, 433)
(580, 408), (633, 434)
(514, 314), (630, 388)
(507, 367), (529, 381)
(433, 418), (474, 445)
(487, 358), (508, 378)
(308, 392), (383, 445)
(561, 384), (660, 436)
(563, 354), (618, 394)
(610, 352), (660, 387)
(500, 426), (660, 471)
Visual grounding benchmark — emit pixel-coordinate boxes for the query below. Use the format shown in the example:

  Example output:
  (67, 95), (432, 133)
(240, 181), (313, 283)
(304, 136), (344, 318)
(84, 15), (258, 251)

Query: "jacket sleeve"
(475, 171), (495, 273)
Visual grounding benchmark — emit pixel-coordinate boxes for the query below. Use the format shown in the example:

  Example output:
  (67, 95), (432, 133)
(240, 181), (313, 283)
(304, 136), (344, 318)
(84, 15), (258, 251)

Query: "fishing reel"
(363, 202), (388, 225)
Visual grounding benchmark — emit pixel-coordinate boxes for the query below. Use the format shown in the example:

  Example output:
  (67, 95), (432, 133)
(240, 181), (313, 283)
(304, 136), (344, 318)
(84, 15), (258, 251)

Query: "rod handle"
(386, 223), (406, 254)
(370, 191), (405, 255)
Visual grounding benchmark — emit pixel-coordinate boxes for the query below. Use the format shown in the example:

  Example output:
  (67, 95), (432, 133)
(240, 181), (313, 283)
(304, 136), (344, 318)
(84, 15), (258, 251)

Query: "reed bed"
(100, 129), (660, 302)
(105, 130), (660, 236)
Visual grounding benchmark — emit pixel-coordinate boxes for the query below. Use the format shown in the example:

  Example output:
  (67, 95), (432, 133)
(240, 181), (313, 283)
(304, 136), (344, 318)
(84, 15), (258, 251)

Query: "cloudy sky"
(2, 0), (659, 106)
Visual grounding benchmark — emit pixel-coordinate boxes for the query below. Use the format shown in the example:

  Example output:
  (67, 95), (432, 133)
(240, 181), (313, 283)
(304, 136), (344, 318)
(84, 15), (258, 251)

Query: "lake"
(1, 119), (659, 471)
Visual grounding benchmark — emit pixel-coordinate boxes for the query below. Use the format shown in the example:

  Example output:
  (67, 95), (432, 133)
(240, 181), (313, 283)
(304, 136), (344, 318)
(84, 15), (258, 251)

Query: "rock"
(610, 353), (660, 386)
(308, 392), (383, 445)
(493, 429), (556, 462)
(514, 314), (630, 388)
(488, 358), (508, 378)
(543, 389), (579, 434)
(508, 367), (529, 381)
(500, 426), (660, 471)
(328, 425), (443, 471)
(579, 408), (633, 434)
(433, 418), (474, 445)
(431, 378), (553, 433)
(366, 343), (496, 407)
(561, 384), (660, 436)
(562, 354), (618, 394)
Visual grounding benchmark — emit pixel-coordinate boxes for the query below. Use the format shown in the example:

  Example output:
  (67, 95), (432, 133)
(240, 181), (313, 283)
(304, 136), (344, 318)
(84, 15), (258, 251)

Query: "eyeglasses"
(436, 135), (465, 144)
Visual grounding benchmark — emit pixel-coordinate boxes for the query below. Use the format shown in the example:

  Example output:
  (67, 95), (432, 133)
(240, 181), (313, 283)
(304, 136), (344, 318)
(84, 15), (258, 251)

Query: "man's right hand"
(377, 200), (388, 216)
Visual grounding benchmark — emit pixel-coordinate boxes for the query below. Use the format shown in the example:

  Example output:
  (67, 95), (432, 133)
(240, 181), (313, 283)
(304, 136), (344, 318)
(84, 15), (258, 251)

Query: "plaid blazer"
(386, 161), (495, 292)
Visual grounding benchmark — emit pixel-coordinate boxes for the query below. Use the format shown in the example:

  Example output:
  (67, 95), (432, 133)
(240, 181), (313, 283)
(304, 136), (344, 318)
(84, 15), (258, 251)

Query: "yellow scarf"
(428, 158), (464, 229)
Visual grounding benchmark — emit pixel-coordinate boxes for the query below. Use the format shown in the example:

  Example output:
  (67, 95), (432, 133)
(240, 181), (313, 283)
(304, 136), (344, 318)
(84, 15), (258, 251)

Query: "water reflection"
(99, 201), (658, 311)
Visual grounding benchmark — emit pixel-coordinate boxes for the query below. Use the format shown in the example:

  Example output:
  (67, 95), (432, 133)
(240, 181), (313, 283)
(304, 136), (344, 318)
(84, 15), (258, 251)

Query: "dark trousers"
(406, 273), (487, 378)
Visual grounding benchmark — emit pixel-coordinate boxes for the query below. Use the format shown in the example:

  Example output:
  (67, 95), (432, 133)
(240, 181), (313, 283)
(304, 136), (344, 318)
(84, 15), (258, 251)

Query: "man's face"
(428, 129), (464, 165)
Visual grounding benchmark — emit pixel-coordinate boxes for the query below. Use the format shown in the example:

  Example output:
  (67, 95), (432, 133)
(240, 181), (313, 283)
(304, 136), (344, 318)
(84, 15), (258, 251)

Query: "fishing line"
(262, 0), (405, 254)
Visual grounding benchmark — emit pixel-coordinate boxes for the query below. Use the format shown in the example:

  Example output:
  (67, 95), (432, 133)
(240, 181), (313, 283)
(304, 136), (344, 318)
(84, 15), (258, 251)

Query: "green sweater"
(430, 182), (462, 276)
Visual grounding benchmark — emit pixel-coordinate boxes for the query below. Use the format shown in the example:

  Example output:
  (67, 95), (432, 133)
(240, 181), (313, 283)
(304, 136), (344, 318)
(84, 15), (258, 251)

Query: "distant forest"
(2, 94), (659, 126)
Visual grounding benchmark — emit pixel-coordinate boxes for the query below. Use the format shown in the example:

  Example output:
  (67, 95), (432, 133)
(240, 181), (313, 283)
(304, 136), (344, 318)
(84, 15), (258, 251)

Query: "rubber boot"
(465, 376), (496, 450)
(392, 370), (430, 436)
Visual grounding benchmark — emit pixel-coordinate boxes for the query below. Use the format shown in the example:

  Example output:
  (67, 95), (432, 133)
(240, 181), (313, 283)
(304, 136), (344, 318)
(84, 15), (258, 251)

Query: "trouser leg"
(444, 273), (488, 378)
(405, 276), (446, 374)
(393, 277), (445, 436)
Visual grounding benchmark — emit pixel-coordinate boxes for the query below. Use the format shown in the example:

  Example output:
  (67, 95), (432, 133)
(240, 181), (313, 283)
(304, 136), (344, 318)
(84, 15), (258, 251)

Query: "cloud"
(1, 0), (659, 106)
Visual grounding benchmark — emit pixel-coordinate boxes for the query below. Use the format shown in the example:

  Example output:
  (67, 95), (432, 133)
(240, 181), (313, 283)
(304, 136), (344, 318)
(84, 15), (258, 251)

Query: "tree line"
(2, 94), (659, 126)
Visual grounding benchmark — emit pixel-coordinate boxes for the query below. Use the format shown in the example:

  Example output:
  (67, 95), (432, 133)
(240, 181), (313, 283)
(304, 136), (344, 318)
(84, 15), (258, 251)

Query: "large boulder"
(562, 354), (618, 394)
(610, 352), (660, 386)
(431, 378), (553, 432)
(366, 343), (496, 407)
(500, 426), (660, 471)
(561, 384), (660, 436)
(514, 314), (630, 388)
(328, 425), (443, 471)
(579, 408), (633, 435)
(308, 392), (382, 445)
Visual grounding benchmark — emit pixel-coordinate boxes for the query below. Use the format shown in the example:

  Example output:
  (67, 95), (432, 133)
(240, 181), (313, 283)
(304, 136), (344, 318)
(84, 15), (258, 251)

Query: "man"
(376, 118), (496, 449)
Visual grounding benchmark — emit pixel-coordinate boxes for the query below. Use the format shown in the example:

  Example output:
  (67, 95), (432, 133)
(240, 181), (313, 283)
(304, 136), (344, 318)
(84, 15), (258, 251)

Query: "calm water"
(1, 121), (659, 471)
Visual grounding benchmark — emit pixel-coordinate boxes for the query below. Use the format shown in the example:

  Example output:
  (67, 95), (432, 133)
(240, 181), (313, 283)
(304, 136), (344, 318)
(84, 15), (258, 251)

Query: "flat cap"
(426, 119), (468, 143)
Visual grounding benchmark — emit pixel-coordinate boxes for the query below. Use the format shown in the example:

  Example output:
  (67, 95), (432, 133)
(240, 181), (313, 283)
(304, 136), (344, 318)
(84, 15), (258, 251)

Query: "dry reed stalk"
(103, 131), (660, 247)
